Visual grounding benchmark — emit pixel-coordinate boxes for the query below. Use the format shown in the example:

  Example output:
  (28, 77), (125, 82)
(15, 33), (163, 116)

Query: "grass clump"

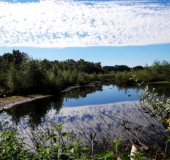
(0, 121), (121, 160)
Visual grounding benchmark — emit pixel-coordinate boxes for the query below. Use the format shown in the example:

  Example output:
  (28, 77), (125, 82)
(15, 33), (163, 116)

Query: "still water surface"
(62, 84), (142, 107)
(0, 84), (169, 145)
(1, 83), (170, 127)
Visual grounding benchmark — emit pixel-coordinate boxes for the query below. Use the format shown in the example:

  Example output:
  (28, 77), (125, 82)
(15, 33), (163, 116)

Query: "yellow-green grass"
(144, 81), (170, 84)
(0, 94), (44, 101)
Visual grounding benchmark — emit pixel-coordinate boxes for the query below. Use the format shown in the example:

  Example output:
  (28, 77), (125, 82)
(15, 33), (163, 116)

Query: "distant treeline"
(103, 65), (144, 72)
(0, 50), (170, 96)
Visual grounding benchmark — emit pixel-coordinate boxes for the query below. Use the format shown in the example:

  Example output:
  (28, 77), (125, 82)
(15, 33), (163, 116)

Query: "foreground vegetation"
(0, 50), (170, 97)
(0, 82), (170, 159)
(0, 50), (170, 159)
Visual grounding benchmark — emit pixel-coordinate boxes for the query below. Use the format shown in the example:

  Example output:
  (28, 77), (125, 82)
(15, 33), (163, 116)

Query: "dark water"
(0, 84), (169, 146)
(1, 84), (170, 126)
(62, 84), (143, 107)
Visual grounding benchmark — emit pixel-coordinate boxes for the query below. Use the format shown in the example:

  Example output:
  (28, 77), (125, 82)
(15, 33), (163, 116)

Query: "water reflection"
(1, 84), (169, 146)
(61, 84), (143, 107)
(1, 85), (170, 149)
(50, 102), (166, 145)
(6, 97), (53, 127)
(148, 84), (170, 97)
(5, 85), (103, 127)
(1, 101), (166, 148)
(3, 84), (170, 128)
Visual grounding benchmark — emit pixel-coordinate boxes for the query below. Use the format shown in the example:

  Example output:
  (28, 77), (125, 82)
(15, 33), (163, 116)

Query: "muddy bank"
(0, 83), (100, 111)
(0, 95), (52, 111)
(61, 83), (99, 92)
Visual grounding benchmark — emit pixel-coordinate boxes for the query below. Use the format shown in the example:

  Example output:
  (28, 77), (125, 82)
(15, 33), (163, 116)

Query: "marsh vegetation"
(0, 50), (170, 159)
(0, 50), (170, 97)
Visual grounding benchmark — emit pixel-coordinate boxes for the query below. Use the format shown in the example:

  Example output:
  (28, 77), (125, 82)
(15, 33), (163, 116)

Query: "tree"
(12, 50), (28, 69)
(132, 66), (144, 71)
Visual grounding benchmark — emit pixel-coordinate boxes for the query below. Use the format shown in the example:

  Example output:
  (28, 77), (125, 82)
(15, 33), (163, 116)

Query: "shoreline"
(0, 95), (52, 111)
(0, 84), (98, 111)
(0, 81), (169, 111)
(61, 84), (97, 93)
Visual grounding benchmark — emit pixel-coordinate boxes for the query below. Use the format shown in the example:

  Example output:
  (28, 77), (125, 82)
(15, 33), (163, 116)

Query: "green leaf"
(166, 137), (170, 143)
(73, 140), (82, 146)
(70, 148), (74, 153)
(120, 154), (130, 160)
(45, 147), (50, 154)
(101, 151), (114, 159)
(53, 143), (60, 152)
(81, 147), (89, 151)
(62, 132), (74, 137)
(46, 134), (57, 141)
(58, 148), (62, 159)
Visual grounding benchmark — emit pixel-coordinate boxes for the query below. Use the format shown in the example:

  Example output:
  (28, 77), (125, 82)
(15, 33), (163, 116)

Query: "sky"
(0, 0), (170, 67)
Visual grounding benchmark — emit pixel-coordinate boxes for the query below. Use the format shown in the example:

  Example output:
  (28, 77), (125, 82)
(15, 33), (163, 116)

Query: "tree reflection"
(5, 85), (103, 128)
(63, 86), (102, 98)
(4, 84), (170, 130)
(148, 84), (170, 98)
(6, 97), (52, 127)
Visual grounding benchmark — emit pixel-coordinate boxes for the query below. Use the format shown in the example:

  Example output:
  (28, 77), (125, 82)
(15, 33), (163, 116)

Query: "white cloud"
(1, 101), (165, 147)
(0, 0), (170, 47)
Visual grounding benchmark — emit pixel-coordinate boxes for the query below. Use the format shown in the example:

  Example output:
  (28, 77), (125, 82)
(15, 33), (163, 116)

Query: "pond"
(62, 84), (142, 107)
(0, 84), (169, 146)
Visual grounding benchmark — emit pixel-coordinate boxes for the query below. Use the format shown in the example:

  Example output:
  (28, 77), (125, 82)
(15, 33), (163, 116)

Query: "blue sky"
(0, 45), (170, 67)
(0, 0), (170, 67)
